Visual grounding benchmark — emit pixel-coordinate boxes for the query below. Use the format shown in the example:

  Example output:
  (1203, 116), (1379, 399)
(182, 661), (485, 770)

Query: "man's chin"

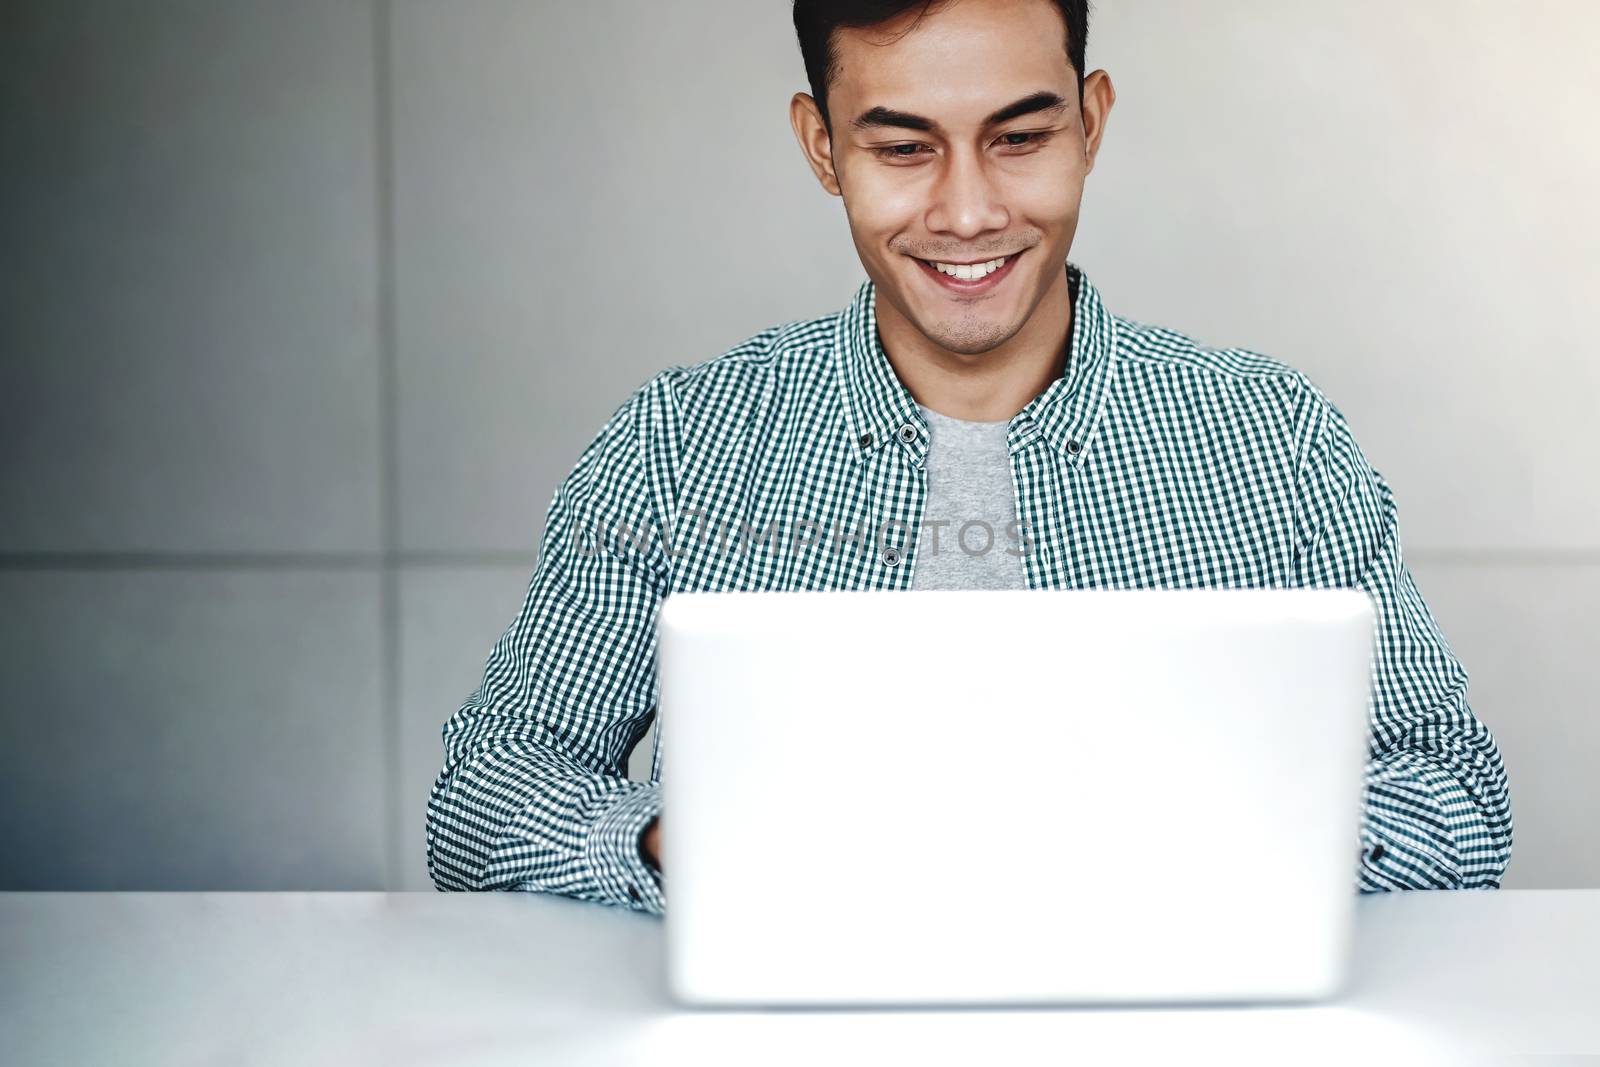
(911, 317), (1019, 357)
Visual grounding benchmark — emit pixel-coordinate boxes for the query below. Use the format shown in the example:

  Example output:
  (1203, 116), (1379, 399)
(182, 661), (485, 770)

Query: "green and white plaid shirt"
(427, 263), (1514, 914)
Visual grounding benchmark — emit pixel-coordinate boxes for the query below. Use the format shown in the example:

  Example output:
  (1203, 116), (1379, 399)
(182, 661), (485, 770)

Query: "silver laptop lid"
(658, 588), (1375, 1007)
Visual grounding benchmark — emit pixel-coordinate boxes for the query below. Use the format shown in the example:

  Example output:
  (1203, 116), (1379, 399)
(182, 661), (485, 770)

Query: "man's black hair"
(792, 0), (1090, 134)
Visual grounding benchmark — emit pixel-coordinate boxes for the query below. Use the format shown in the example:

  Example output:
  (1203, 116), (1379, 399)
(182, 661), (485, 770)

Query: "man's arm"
(1289, 375), (1514, 891)
(425, 375), (677, 914)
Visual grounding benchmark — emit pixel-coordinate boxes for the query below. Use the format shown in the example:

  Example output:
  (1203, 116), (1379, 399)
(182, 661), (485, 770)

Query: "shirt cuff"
(1357, 755), (1467, 891)
(585, 782), (664, 915)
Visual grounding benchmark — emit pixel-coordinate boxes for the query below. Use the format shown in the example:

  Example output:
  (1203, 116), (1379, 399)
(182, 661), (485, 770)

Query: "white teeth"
(929, 256), (1007, 280)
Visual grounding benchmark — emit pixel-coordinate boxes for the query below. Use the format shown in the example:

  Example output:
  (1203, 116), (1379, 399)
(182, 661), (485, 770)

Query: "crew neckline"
(915, 401), (1012, 429)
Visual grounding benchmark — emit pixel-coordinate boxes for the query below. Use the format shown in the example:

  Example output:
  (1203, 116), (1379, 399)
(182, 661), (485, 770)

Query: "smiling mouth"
(913, 253), (1019, 280)
(911, 249), (1025, 293)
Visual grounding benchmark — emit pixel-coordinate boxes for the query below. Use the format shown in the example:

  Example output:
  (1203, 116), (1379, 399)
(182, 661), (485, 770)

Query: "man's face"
(792, 0), (1113, 357)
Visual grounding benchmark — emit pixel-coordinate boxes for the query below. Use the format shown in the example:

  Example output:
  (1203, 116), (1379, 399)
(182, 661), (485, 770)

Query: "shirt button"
(627, 883), (641, 902)
(882, 547), (902, 567)
(898, 424), (916, 443)
(1067, 439), (1081, 455)
(858, 432), (873, 449)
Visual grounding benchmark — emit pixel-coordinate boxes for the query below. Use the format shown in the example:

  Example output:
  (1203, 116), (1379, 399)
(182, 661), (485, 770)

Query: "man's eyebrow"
(848, 90), (1069, 134)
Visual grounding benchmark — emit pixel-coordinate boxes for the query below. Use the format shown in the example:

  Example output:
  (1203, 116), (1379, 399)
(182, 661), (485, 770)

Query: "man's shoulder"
(645, 308), (840, 408)
(1109, 312), (1372, 478)
(584, 308), (842, 466)
(1108, 313), (1352, 427)
(1112, 313), (1308, 388)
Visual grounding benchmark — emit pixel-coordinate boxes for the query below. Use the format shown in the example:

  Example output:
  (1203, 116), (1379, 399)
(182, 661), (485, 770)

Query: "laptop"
(655, 588), (1376, 1007)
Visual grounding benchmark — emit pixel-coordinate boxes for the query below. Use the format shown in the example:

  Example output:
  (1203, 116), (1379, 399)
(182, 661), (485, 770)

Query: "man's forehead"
(827, 0), (1073, 124)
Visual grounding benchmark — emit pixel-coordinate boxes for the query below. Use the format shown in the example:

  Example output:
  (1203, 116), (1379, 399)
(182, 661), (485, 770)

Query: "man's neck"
(875, 264), (1074, 423)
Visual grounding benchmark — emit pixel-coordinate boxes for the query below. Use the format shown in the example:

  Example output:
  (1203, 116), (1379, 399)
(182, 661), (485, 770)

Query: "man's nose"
(925, 147), (1009, 239)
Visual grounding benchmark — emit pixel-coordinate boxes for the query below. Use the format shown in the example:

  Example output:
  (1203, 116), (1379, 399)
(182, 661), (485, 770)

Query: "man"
(426, 0), (1513, 913)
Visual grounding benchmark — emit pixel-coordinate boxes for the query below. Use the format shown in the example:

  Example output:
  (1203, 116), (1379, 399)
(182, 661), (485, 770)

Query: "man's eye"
(873, 143), (928, 160)
(872, 133), (1053, 162)
(1000, 131), (1052, 150)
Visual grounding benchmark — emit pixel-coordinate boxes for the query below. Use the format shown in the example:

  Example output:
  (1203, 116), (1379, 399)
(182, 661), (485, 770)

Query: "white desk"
(2, 890), (1596, 1065)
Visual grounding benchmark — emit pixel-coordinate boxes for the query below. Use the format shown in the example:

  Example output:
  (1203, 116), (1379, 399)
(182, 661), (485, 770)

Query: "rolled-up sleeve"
(1289, 375), (1514, 891)
(426, 372), (678, 915)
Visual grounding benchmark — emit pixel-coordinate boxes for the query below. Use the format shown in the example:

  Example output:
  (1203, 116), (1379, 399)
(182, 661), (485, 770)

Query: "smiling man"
(426, 0), (1513, 912)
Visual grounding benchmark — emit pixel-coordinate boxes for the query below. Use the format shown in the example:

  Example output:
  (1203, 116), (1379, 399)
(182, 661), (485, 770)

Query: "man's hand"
(640, 817), (661, 871)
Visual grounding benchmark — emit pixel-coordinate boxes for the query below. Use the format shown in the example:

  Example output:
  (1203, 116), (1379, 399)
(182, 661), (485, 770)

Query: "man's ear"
(790, 92), (842, 197)
(1079, 69), (1116, 175)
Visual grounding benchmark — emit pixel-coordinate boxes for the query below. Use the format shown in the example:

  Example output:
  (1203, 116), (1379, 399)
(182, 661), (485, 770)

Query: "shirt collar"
(834, 260), (1118, 468)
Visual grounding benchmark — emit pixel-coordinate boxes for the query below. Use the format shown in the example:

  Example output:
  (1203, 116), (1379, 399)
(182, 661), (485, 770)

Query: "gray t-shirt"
(909, 402), (1029, 590)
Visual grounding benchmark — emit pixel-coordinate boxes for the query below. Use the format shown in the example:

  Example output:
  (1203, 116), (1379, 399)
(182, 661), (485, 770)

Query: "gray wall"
(1, 0), (1594, 891)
